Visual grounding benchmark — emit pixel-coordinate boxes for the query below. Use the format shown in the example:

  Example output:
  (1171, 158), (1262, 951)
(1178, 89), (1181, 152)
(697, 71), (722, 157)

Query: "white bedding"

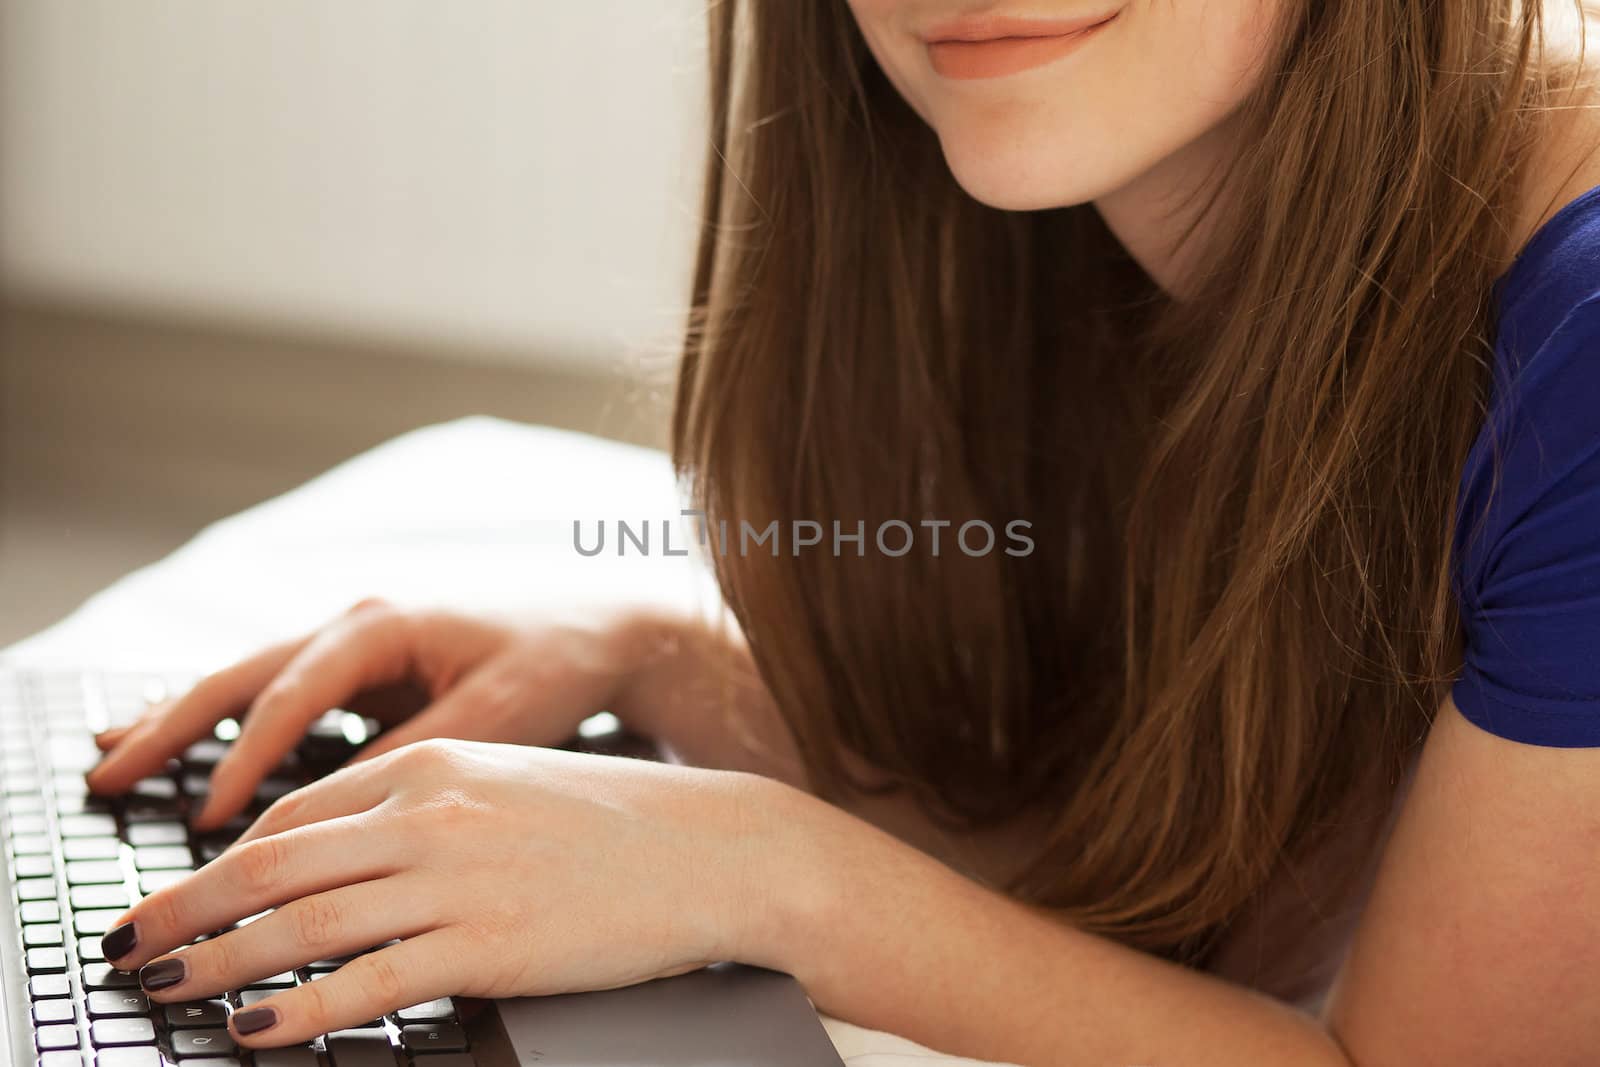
(3, 416), (1017, 1067)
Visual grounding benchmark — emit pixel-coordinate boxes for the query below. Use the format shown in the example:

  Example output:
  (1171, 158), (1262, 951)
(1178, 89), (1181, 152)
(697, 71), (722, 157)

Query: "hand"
(97, 739), (782, 1048)
(86, 599), (647, 829)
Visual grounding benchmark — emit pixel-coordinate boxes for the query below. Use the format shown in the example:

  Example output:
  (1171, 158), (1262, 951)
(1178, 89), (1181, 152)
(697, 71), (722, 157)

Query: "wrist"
(602, 607), (733, 736)
(720, 772), (848, 981)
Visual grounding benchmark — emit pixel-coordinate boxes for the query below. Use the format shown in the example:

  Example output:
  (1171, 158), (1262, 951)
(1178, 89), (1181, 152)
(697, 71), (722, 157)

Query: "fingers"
(194, 608), (414, 830)
(103, 812), (399, 971)
(87, 639), (305, 794)
(225, 930), (469, 1048)
(93, 725), (131, 751)
(131, 878), (434, 1005)
(231, 755), (396, 848)
(95, 696), (175, 751)
(346, 665), (516, 764)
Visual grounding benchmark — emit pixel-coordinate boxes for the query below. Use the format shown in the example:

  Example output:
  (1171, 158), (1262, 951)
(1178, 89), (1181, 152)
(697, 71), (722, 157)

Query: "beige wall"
(0, 1), (708, 369)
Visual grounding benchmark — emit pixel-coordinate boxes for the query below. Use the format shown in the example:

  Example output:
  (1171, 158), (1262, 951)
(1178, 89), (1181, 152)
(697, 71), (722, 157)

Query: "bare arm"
(606, 609), (1055, 887)
(717, 694), (1600, 1065)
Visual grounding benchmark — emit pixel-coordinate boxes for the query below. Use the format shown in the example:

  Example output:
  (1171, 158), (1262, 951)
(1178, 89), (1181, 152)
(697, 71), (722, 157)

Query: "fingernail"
(101, 922), (138, 960)
(138, 957), (186, 991)
(232, 1007), (278, 1035)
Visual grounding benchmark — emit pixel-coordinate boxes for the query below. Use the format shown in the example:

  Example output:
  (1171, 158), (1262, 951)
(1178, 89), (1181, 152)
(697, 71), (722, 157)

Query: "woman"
(84, 0), (1600, 1062)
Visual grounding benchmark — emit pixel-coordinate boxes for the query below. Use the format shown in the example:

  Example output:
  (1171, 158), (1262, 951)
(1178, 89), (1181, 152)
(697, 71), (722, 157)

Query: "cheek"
(845, 0), (936, 122)
(849, 0), (1287, 210)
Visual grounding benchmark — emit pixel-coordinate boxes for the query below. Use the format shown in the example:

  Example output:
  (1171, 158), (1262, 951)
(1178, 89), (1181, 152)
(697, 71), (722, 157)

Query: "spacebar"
(325, 1031), (399, 1067)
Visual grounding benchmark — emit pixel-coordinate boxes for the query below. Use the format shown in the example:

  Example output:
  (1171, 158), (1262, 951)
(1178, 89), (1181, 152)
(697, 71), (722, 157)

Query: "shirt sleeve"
(1453, 297), (1600, 746)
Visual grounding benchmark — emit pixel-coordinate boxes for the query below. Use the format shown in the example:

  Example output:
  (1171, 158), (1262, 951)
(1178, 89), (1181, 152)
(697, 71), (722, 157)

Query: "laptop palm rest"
(463, 963), (847, 1066)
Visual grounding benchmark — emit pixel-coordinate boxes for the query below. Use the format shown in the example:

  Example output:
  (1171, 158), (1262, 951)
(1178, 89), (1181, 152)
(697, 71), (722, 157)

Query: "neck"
(1092, 110), (1248, 297)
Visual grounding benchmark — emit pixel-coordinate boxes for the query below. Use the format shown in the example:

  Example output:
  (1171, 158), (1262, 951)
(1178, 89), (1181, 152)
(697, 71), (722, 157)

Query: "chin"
(933, 123), (1136, 212)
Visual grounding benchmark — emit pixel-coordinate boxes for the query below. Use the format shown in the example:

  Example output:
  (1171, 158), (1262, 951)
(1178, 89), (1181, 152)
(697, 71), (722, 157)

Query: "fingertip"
(93, 728), (127, 751)
(84, 757), (126, 795)
(187, 798), (226, 834)
(230, 1005), (280, 1041)
(191, 760), (253, 833)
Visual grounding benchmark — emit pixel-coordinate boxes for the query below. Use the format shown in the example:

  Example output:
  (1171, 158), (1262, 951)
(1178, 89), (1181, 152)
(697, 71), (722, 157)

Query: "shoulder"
(1452, 27), (1600, 745)
(1452, 298), (1600, 746)
(1505, 7), (1600, 263)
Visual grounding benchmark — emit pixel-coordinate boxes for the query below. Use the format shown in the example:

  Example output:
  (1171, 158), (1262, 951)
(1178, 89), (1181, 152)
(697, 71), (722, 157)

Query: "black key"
(133, 846), (193, 871)
(87, 990), (151, 1017)
(55, 773), (91, 797)
(254, 1049), (319, 1067)
(397, 1057), (473, 1067)
(215, 815), (253, 838)
(66, 860), (125, 885)
(12, 832), (53, 854)
(48, 737), (100, 772)
(63, 837), (122, 861)
(90, 1017), (157, 1046)
(56, 794), (114, 816)
(27, 947), (68, 973)
(401, 1022), (468, 1053)
(24, 923), (65, 946)
(76, 909), (126, 935)
(255, 778), (298, 803)
(30, 973), (72, 998)
(131, 777), (178, 801)
(182, 739), (228, 768)
(60, 814), (118, 838)
(165, 1000), (228, 1028)
(7, 792), (46, 813)
(180, 774), (210, 799)
(37, 1051), (88, 1067)
(70, 884), (131, 910)
(395, 998), (454, 1022)
(122, 808), (179, 825)
(138, 869), (188, 895)
(33, 998), (77, 1024)
(125, 823), (186, 847)
(35, 1023), (80, 1050)
(324, 1030), (397, 1067)
(196, 841), (226, 864)
(10, 812), (49, 834)
(248, 971), (297, 988)
(21, 899), (62, 923)
(82, 964), (139, 989)
(171, 1028), (236, 1057)
(94, 1049), (164, 1067)
(305, 955), (352, 972)
(18, 876), (58, 900)
(16, 854), (55, 878)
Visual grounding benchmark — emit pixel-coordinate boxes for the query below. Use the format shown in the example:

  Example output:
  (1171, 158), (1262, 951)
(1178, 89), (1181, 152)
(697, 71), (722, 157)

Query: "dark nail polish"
(232, 1007), (278, 1035)
(101, 922), (138, 960)
(138, 957), (185, 991)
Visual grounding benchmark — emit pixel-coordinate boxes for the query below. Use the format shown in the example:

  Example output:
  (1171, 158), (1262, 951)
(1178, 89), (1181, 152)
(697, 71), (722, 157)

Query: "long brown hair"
(673, 0), (1574, 968)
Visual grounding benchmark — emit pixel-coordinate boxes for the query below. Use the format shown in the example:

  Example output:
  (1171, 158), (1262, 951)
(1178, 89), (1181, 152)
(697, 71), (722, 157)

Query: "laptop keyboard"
(2, 671), (478, 1067)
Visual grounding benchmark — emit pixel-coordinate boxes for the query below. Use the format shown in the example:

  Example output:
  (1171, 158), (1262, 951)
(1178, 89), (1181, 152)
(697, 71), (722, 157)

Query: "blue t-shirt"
(1453, 183), (1600, 746)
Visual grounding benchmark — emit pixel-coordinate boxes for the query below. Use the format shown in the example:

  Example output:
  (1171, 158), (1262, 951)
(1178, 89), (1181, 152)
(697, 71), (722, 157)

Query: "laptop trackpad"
(465, 963), (847, 1066)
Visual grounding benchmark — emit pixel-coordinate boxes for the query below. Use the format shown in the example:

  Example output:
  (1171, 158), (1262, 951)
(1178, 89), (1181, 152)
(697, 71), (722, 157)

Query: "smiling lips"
(924, 12), (1120, 80)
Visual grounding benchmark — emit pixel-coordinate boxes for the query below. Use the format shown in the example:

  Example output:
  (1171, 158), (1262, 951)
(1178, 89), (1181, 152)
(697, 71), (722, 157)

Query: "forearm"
(604, 609), (1066, 886)
(745, 778), (1352, 1067)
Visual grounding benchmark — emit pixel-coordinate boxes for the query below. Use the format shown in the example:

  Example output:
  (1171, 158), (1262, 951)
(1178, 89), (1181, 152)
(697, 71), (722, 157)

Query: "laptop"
(0, 669), (847, 1067)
